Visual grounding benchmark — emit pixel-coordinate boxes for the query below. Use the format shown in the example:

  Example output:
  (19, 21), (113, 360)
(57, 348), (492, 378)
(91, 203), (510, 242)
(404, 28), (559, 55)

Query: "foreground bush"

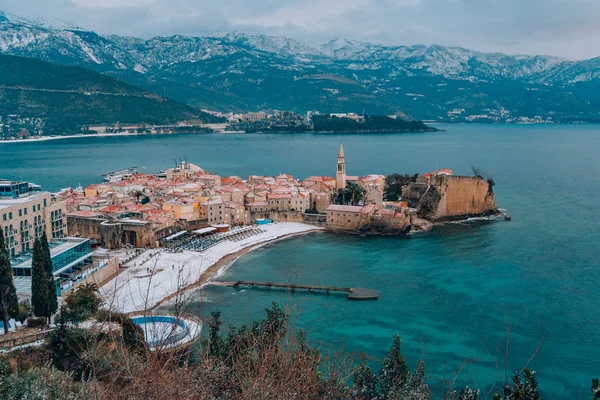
(0, 365), (93, 400)
(5, 302), (593, 399)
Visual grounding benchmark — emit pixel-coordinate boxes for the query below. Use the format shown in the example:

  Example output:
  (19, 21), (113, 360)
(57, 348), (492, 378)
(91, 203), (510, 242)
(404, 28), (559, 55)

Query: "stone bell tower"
(336, 142), (346, 190)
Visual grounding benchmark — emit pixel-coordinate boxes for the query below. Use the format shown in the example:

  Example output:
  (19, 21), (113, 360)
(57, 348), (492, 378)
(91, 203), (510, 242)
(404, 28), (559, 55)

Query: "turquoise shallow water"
(2, 124), (599, 397)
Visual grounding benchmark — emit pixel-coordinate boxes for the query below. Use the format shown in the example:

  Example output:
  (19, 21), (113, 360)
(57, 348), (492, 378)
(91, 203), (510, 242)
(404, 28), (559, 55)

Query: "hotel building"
(0, 180), (67, 258)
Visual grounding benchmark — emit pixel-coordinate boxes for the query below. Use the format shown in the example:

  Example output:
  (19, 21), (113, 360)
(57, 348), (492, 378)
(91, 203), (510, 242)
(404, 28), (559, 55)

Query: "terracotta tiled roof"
(423, 168), (454, 179)
(67, 211), (103, 218)
(99, 205), (123, 213)
(326, 204), (363, 213)
(376, 209), (394, 216)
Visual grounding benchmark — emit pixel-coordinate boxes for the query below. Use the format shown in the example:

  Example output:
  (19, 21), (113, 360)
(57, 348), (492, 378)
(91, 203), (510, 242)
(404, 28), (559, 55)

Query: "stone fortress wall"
(408, 175), (497, 221)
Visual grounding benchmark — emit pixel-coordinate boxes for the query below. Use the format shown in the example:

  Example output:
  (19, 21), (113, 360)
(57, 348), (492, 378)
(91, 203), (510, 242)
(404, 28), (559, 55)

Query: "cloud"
(72, 0), (158, 7)
(1, 0), (599, 59)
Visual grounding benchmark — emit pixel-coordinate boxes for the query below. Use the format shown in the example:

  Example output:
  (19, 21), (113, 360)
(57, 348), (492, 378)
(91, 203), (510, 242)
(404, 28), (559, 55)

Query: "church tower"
(336, 142), (346, 190)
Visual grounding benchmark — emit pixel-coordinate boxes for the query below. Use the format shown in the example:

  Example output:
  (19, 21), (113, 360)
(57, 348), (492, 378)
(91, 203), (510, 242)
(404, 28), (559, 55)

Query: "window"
(18, 209), (22, 217)
(43, 199), (47, 207)
(8, 212), (11, 219)
(24, 208), (27, 215)
(2, 214), (5, 221)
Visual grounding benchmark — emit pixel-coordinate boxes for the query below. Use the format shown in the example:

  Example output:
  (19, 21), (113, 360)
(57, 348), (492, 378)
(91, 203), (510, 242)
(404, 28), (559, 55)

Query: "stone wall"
(402, 175), (496, 221)
(302, 213), (327, 226)
(401, 183), (429, 208)
(370, 212), (411, 234)
(68, 215), (157, 249)
(267, 210), (304, 223)
(433, 175), (496, 220)
(326, 211), (371, 231)
(67, 215), (105, 241)
(98, 221), (124, 248)
(415, 175), (496, 220)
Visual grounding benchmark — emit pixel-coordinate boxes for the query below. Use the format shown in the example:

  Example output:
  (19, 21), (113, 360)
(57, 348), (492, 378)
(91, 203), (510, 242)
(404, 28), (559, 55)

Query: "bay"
(2, 124), (599, 397)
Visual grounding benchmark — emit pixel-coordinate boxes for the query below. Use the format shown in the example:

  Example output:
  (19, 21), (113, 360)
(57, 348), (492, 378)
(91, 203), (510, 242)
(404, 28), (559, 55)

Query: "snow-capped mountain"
(1, 10), (599, 121)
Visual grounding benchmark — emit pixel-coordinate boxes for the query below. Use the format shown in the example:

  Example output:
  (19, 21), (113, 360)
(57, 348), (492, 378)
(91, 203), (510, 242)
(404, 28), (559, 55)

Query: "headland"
(43, 142), (501, 313)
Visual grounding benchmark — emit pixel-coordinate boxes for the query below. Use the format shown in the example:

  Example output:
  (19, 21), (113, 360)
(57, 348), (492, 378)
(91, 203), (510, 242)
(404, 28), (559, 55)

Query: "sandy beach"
(99, 223), (321, 313)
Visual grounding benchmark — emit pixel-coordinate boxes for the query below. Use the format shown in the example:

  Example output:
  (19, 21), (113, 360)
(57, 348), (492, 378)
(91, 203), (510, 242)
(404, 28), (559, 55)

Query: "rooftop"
(327, 204), (364, 213)
(12, 237), (91, 274)
(0, 191), (50, 210)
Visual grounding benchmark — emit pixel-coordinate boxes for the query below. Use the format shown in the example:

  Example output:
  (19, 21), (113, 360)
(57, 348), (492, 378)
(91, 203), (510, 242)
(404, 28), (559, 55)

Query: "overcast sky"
(1, 0), (599, 59)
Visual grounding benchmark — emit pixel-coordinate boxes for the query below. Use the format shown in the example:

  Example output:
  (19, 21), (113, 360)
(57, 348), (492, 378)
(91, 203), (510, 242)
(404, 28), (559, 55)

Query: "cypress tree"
(40, 233), (58, 316)
(31, 239), (49, 318)
(0, 230), (18, 334)
(378, 335), (410, 397)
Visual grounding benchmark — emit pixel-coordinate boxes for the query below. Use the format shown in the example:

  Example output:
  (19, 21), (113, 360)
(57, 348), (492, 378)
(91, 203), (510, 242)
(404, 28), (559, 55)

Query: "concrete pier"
(215, 280), (380, 300)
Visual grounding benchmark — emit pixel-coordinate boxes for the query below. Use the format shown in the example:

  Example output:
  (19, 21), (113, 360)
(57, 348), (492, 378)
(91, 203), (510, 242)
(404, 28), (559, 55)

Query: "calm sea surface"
(1, 124), (599, 397)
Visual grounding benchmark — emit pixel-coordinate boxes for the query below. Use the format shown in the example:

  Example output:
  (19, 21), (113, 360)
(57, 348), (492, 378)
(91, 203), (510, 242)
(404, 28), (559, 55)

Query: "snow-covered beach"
(100, 223), (321, 313)
(0, 132), (142, 144)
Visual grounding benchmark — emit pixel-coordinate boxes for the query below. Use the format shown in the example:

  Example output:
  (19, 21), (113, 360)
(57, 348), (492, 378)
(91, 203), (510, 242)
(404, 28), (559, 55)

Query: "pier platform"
(214, 280), (380, 300)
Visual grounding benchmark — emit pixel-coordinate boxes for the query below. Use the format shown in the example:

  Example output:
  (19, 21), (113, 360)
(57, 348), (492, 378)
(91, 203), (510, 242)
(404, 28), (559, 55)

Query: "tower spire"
(336, 142), (346, 190)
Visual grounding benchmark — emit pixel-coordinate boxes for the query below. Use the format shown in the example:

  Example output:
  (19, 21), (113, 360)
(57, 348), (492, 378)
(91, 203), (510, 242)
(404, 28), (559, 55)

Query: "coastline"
(0, 132), (144, 144)
(148, 229), (321, 311)
(99, 222), (321, 314)
(0, 128), (435, 143)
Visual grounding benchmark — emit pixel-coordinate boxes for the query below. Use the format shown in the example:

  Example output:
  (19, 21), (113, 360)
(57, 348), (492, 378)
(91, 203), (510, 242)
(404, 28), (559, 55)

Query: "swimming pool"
(130, 314), (202, 350)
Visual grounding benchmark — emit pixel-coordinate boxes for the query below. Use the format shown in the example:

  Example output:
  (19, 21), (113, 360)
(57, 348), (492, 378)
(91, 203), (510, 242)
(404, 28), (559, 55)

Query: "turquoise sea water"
(1, 124), (599, 397)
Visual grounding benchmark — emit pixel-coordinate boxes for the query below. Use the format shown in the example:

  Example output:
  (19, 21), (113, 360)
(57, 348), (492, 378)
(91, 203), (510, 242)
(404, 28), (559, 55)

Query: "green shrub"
(25, 317), (46, 328)
(15, 301), (31, 324)
(1, 367), (92, 399)
(64, 283), (101, 323)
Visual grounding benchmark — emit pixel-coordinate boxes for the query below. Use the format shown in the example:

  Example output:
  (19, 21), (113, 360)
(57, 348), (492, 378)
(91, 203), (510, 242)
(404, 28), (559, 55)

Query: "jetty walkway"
(215, 280), (380, 300)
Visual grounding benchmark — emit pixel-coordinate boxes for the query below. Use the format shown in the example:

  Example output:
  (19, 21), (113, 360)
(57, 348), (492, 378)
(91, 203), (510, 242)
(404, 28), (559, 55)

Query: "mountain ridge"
(0, 53), (219, 134)
(1, 10), (600, 122)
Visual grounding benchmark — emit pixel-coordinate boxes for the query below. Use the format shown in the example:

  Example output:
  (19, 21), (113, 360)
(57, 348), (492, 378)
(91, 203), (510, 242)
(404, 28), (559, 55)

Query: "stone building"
(313, 192), (331, 213)
(197, 175), (222, 189)
(267, 193), (293, 211)
(165, 161), (204, 181)
(246, 201), (268, 219)
(218, 186), (244, 204)
(326, 204), (376, 231)
(224, 202), (250, 225)
(67, 212), (159, 248)
(201, 200), (225, 224)
(370, 208), (411, 233)
(162, 198), (199, 221)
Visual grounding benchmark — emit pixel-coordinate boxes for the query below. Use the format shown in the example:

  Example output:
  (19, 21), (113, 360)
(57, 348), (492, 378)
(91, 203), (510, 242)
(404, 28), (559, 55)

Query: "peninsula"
(0, 143), (498, 314)
(38, 143), (495, 311)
